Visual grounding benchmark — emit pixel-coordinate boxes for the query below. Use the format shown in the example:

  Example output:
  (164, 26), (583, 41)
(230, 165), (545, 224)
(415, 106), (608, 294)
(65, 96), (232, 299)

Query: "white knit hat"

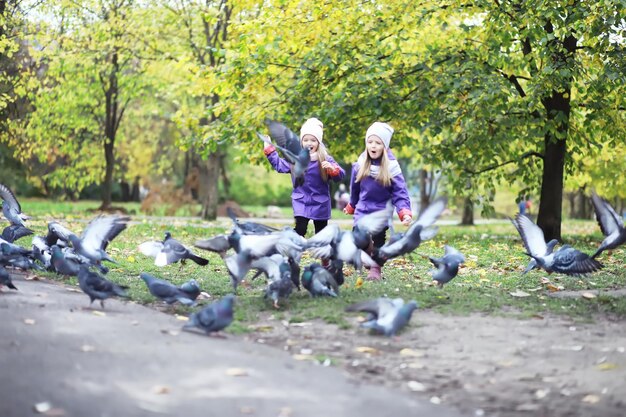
(300, 117), (324, 143)
(365, 122), (394, 148)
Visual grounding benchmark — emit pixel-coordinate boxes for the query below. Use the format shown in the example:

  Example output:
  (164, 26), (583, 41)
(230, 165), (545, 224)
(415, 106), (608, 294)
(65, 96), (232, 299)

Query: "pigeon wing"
(138, 241), (164, 258)
(355, 200), (394, 235)
(0, 183), (21, 212)
(591, 192), (623, 237)
(514, 213), (547, 257)
(195, 234), (231, 253)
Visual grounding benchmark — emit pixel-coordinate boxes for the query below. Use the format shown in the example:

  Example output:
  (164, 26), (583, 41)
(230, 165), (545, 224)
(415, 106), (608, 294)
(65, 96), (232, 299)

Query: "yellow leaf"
(596, 363), (618, 371)
(355, 346), (379, 354)
(92, 311), (106, 317)
(225, 368), (249, 376)
(355, 277), (364, 289)
(175, 315), (189, 321)
(582, 292), (597, 299)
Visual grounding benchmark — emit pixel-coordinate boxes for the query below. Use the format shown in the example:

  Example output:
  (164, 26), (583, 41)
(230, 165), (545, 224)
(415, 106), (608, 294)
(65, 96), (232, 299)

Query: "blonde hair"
(356, 150), (391, 187)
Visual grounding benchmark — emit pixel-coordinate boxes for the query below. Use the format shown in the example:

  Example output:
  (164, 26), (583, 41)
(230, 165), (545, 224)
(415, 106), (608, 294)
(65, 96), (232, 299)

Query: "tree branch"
(464, 151), (544, 176)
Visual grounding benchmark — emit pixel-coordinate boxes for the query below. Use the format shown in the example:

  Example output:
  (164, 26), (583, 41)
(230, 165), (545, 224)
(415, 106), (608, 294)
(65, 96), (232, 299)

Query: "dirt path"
(0, 277), (464, 417)
(244, 311), (626, 417)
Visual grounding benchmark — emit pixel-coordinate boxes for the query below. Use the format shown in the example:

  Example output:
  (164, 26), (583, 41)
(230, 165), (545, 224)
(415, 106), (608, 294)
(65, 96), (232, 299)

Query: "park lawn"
(18, 202), (626, 333)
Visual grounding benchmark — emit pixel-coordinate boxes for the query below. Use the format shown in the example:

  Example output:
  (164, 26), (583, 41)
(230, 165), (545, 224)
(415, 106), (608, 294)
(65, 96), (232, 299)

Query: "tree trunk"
(131, 177), (140, 202)
(120, 180), (130, 202)
(419, 169), (429, 216)
(199, 152), (221, 219)
(101, 140), (115, 209)
(461, 197), (474, 226)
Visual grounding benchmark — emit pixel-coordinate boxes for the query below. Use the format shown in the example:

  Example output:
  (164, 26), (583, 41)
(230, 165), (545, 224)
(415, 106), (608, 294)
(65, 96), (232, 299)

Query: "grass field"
(12, 198), (626, 334)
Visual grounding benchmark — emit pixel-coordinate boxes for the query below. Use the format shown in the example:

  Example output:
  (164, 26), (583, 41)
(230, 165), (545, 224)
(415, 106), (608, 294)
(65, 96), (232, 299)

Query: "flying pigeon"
(183, 294), (235, 335)
(301, 263), (339, 297)
(51, 245), (81, 276)
(0, 183), (31, 227)
(226, 207), (278, 235)
(345, 297), (418, 337)
(139, 272), (196, 306)
(139, 232), (209, 267)
(0, 265), (17, 290)
(512, 213), (602, 276)
(590, 192), (626, 259)
(77, 266), (128, 308)
(68, 215), (130, 263)
(259, 120), (311, 187)
(429, 245), (465, 287)
(511, 216), (558, 274)
(374, 197), (446, 266)
(1, 224), (33, 243)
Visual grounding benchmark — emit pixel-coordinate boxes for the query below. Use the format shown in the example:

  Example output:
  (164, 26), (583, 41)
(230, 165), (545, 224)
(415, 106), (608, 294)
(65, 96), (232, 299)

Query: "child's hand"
(320, 161), (332, 169)
(343, 203), (355, 215)
(401, 215), (412, 225)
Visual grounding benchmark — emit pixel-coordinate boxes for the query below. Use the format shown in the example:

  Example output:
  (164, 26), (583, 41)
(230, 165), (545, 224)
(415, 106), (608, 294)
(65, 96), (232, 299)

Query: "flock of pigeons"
(1, 175), (625, 337)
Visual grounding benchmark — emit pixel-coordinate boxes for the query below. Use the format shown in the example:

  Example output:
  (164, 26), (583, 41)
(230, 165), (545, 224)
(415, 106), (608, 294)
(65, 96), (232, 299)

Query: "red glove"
(325, 164), (341, 177)
(263, 144), (276, 156)
(343, 203), (355, 215)
(398, 208), (412, 224)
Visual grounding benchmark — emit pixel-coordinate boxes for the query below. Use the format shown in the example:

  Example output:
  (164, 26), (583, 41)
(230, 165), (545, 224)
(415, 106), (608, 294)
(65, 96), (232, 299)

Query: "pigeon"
(374, 197), (447, 265)
(259, 120), (311, 187)
(179, 279), (201, 302)
(429, 245), (465, 287)
(301, 263), (338, 297)
(345, 297), (418, 337)
(77, 266), (128, 308)
(2, 224), (33, 243)
(511, 216), (559, 273)
(307, 202), (394, 269)
(51, 245), (81, 276)
(227, 207), (278, 235)
(512, 213), (602, 276)
(139, 272), (196, 306)
(224, 249), (255, 292)
(590, 192), (626, 259)
(0, 183), (31, 227)
(68, 215), (129, 263)
(183, 294), (235, 335)
(0, 265), (17, 290)
(194, 234), (231, 256)
(264, 261), (294, 308)
(139, 232), (209, 267)
(32, 236), (52, 270)
(44, 221), (75, 247)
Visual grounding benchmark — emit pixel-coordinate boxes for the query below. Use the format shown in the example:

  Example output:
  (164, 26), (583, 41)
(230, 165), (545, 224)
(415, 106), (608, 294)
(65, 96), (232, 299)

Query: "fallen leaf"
(299, 348), (313, 355)
(546, 284), (561, 292)
(25, 274), (40, 281)
(535, 389), (550, 399)
(126, 256), (136, 263)
(226, 368), (249, 377)
(292, 354), (315, 361)
(153, 385), (170, 394)
(596, 363), (618, 371)
(81, 345), (95, 352)
(160, 329), (179, 336)
(355, 346), (379, 354)
(197, 292), (211, 300)
(399, 348), (424, 357)
(407, 381), (427, 392)
(252, 325), (274, 332)
(175, 315), (189, 321)
(582, 394), (601, 404)
(430, 396), (441, 405)
(34, 402), (51, 413)
(355, 277), (364, 289)
(24, 318), (36, 325)
(92, 311), (106, 317)
(582, 292), (597, 299)
(510, 290), (530, 298)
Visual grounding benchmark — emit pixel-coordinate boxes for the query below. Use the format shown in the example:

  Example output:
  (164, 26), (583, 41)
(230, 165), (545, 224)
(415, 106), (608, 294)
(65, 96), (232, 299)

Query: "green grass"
(17, 201), (626, 333)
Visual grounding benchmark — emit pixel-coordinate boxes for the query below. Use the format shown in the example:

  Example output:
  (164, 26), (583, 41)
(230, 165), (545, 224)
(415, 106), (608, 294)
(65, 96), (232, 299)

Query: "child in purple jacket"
(264, 118), (345, 236)
(343, 122), (412, 280)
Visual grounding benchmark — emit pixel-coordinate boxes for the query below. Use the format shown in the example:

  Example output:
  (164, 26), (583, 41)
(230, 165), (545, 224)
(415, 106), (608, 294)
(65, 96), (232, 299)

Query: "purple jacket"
(266, 150), (345, 220)
(349, 149), (411, 223)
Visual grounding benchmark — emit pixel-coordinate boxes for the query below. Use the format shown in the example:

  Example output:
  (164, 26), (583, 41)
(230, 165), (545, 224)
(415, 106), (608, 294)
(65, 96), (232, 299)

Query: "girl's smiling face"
(301, 135), (319, 152)
(366, 135), (385, 159)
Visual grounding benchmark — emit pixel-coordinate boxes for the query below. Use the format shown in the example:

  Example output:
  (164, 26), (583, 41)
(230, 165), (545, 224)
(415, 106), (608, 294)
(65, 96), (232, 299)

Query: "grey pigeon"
(345, 297), (418, 337)
(183, 294), (235, 335)
(0, 265), (17, 290)
(69, 215), (129, 263)
(590, 192), (626, 259)
(511, 216), (559, 274)
(77, 266), (128, 308)
(139, 232), (209, 267)
(429, 245), (465, 287)
(0, 183), (30, 227)
(178, 279), (201, 301)
(44, 221), (75, 247)
(301, 263), (338, 297)
(307, 202), (394, 270)
(140, 272), (196, 306)
(513, 213), (602, 276)
(32, 236), (52, 270)
(227, 207), (278, 235)
(374, 197), (447, 266)
(51, 245), (81, 276)
(264, 261), (294, 308)
(260, 120), (311, 188)
(2, 224), (33, 243)
(225, 249), (255, 292)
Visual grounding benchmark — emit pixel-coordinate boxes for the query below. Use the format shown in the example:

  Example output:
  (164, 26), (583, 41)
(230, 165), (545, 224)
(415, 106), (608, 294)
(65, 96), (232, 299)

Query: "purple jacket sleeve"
(390, 173), (411, 214)
(265, 150), (292, 173)
(349, 162), (360, 208)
